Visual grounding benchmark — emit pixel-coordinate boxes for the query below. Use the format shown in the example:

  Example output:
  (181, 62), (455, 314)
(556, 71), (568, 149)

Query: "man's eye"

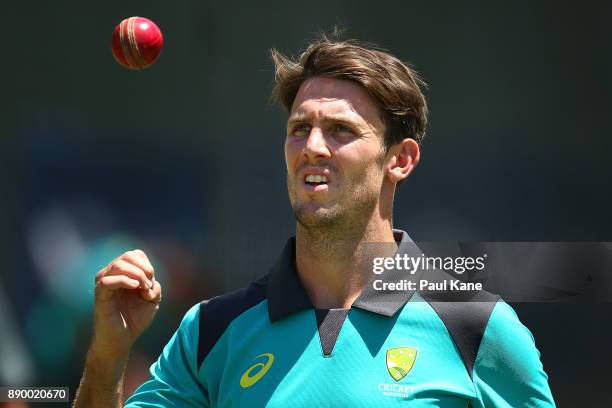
(291, 124), (311, 136)
(332, 124), (354, 134)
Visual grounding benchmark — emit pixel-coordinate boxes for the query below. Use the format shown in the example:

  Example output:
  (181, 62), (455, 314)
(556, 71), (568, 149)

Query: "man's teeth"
(305, 175), (328, 183)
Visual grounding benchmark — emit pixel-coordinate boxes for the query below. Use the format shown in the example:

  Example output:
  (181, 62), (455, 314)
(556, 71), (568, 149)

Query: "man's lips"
(301, 182), (329, 192)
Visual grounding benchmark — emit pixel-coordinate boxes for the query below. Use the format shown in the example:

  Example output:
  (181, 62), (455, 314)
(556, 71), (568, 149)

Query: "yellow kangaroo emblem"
(240, 353), (275, 388)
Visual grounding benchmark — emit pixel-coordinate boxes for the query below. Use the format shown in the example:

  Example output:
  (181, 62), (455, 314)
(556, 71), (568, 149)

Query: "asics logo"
(239, 353), (275, 388)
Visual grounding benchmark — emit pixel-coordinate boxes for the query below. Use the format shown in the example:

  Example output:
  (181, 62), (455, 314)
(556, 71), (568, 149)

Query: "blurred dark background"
(1, 0), (610, 406)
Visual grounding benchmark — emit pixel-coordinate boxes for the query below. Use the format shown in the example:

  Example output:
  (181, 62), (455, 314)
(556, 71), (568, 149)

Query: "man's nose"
(304, 127), (331, 160)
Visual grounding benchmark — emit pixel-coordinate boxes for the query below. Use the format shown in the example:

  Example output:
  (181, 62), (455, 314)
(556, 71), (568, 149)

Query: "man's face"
(285, 76), (387, 229)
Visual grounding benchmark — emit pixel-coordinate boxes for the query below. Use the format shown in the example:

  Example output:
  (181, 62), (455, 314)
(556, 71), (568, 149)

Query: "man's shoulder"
(415, 268), (502, 377)
(478, 300), (536, 350)
(471, 301), (555, 405)
(195, 275), (270, 367)
(415, 270), (537, 378)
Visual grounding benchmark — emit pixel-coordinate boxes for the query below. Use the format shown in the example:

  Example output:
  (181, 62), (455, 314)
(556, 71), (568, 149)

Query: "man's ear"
(385, 138), (420, 183)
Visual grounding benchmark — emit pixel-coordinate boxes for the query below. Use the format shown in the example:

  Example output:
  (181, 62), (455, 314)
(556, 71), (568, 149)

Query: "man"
(74, 37), (555, 407)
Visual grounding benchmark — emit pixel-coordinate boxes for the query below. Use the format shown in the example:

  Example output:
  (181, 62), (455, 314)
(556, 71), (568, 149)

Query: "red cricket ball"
(111, 16), (163, 70)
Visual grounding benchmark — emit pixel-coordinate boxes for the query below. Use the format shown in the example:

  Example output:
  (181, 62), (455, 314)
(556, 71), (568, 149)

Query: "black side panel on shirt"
(197, 275), (268, 369)
(418, 268), (500, 378)
(315, 309), (350, 357)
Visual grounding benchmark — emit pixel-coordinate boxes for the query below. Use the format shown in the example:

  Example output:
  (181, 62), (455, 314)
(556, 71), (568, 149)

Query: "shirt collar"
(267, 229), (423, 322)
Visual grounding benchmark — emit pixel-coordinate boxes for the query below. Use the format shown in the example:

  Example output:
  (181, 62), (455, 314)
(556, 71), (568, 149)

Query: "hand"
(91, 249), (162, 359)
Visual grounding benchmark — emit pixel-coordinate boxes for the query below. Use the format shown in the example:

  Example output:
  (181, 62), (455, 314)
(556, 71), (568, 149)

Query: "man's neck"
(295, 217), (396, 309)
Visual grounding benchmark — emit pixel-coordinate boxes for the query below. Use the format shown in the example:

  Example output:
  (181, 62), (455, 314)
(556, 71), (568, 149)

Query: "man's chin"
(292, 205), (341, 228)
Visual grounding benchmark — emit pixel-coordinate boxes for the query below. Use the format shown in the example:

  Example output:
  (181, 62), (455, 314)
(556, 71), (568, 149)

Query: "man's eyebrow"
(287, 112), (362, 126)
(323, 113), (361, 124)
(287, 113), (308, 125)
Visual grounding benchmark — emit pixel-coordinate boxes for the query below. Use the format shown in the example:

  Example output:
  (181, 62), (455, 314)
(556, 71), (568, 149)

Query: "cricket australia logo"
(386, 347), (417, 382)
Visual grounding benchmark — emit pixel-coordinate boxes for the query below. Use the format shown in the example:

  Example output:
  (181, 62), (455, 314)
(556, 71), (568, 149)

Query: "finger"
(105, 259), (152, 290)
(140, 280), (162, 304)
(96, 275), (141, 300)
(119, 250), (155, 280)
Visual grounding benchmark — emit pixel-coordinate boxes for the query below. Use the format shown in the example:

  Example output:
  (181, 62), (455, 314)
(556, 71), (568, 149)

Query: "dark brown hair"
(271, 35), (428, 148)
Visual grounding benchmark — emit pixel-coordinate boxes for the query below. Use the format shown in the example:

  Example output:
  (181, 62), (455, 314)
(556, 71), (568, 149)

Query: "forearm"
(74, 249), (160, 407)
(73, 349), (129, 408)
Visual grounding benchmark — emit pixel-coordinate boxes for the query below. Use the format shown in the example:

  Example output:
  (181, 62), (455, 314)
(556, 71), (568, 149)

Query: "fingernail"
(130, 279), (140, 287)
(147, 280), (153, 289)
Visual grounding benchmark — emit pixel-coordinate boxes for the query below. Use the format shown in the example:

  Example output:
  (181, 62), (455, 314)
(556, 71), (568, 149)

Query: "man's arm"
(73, 250), (162, 408)
(73, 348), (129, 407)
(471, 301), (556, 407)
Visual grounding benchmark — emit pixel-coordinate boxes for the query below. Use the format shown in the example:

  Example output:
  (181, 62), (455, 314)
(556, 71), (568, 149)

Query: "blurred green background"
(1, 0), (611, 406)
